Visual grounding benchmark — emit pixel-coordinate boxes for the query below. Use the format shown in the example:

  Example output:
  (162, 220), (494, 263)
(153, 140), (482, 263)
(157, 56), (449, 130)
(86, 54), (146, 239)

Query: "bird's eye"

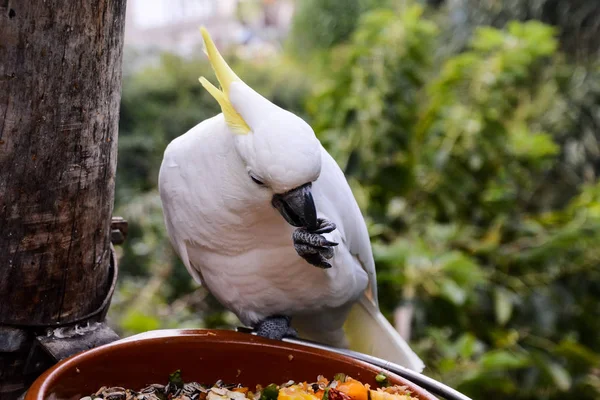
(250, 175), (265, 186)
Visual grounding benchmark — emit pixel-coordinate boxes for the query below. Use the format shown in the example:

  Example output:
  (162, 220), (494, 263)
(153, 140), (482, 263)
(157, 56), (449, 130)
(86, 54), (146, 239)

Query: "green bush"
(288, 0), (391, 57)
(310, 5), (600, 399)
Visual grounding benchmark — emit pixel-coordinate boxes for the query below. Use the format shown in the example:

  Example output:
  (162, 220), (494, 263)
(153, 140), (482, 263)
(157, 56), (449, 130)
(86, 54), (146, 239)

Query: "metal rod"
(236, 327), (472, 400)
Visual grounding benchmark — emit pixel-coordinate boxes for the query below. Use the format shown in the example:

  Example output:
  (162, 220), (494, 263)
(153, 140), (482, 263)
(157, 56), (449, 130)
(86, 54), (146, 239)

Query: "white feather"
(345, 295), (425, 372)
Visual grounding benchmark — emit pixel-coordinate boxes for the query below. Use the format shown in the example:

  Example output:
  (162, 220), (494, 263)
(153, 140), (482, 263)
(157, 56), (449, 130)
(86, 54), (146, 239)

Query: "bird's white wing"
(159, 132), (203, 284)
(312, 146), (424, 372)
(312, 146), (378, 304)
(158, 114), (235, 285)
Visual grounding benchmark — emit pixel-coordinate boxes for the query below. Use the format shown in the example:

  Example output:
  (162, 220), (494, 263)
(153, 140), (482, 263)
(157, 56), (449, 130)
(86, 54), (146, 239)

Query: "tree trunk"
(0, 1), (127, 397)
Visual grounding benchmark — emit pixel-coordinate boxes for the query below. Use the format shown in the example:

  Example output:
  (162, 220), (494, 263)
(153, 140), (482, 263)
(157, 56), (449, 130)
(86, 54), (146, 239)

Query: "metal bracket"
(111, 216), (128, 245)
(35, 322), (119, 362)
(27, 243), (121, 364)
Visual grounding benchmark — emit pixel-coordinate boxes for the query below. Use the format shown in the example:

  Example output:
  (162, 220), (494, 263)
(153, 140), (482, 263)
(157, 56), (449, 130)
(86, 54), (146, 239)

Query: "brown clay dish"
(25, 329), (436, 400)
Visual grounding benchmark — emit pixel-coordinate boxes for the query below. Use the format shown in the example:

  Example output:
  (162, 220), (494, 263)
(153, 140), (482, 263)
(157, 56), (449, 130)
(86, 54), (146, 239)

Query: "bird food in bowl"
(26, 330), (436, 400)
(84, 370), (421, 400)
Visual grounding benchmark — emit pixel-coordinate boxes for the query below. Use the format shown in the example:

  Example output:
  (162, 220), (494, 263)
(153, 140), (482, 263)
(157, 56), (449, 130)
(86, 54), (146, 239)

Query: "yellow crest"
(199, 27), (251, 135)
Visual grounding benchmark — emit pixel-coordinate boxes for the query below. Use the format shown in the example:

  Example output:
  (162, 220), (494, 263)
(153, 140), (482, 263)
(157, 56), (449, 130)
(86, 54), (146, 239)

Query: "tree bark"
(0, 0), (126, 397)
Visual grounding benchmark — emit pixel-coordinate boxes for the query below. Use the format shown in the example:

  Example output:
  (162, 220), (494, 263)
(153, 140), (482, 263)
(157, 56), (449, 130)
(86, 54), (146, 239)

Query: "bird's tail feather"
(344, 295), (425, 372)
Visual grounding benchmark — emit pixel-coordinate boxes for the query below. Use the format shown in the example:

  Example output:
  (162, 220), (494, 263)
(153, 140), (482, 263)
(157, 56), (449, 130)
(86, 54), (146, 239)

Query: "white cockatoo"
(158, 28), (424, 372)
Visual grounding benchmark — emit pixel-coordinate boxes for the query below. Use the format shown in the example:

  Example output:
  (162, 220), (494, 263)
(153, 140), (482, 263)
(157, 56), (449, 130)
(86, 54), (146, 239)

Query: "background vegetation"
(108, 1), (600, 398)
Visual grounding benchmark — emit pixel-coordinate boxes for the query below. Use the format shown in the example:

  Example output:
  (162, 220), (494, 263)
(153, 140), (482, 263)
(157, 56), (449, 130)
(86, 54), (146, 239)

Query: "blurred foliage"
(111, 1), (600, 399)
(288, 0), (391, 57)
(308, 3), (600, 399)
(442, 0), (600, 61)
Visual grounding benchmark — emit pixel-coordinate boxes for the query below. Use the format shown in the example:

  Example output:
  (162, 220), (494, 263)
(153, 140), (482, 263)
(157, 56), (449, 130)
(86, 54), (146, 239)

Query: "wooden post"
(0, 1), (127, 398)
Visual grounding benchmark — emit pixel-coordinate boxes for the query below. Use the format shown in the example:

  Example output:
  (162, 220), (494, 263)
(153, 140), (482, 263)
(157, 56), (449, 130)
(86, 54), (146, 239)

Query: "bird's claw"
(255, 315), (297, 340)
(293, 218), (338, 269)
(312, 218), (337, 234)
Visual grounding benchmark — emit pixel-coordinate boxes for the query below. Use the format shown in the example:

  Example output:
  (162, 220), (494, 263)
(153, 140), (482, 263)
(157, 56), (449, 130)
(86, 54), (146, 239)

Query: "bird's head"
(199, 28), (322, 230)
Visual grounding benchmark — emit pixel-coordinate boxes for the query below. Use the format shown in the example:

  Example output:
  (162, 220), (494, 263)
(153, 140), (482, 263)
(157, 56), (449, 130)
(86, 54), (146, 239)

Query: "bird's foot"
(293, 218), (338, 269)
(255, 315), (298, 340)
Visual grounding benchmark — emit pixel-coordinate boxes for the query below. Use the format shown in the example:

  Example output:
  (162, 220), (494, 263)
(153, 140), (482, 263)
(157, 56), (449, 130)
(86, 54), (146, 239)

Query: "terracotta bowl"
(26, 329), (436, 400)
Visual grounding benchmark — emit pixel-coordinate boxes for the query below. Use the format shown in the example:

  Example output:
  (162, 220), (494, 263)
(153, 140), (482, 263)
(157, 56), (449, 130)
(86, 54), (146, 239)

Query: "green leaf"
(455, 333), (482, 359)
(546, 363), (572, 391)
(260, 384), (280, 400)
(121, 310), (160, 334)
(439, 279), (467, 305)
(168, 370), (184, 392)
(508, 129), (559, 159)
(375, 372), (390, 387)
(439, 251), (485, 287)
(471, 27), (507, 51)
(555, 339), (600, 366)
(481, 350), (530, 370)
(494, 287), (513, 326)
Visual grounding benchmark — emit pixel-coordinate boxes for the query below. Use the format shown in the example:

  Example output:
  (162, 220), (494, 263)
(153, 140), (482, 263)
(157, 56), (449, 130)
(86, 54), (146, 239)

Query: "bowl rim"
(26, 328), (437, 400)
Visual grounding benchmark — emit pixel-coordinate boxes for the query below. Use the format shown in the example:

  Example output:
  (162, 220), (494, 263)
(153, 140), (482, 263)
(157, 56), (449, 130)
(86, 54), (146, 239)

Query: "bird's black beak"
(272, 183), (318, 231)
